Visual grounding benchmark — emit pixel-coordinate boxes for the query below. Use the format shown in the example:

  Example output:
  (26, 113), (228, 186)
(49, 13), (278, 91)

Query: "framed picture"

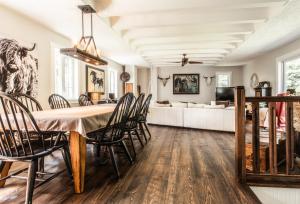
(173, 74), (200, 94)
(86, 65), (105, 93)
(0, 38), (38, 97)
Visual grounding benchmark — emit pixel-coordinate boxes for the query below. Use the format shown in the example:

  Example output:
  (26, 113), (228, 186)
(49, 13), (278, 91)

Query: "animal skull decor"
(158, 75), (170, 87)
(203, 75), (215, 86)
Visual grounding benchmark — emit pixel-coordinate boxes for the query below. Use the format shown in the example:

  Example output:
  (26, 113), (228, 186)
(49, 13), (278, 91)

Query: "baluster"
(235, 86), (246, 183)
(252, 102), (260, 173)
(268, 102), (277, 174)
(285, 102), (294, 174)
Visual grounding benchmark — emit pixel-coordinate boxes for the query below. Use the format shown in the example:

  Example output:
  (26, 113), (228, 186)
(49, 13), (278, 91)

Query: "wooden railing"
(235, 86), (300, 187)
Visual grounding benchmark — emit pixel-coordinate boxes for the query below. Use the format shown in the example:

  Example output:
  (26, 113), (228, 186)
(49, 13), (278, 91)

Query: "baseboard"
(148, 123), (235, 133)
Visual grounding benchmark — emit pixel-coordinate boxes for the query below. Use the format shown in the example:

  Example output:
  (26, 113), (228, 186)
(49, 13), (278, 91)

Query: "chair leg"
(95, 144), (101, 157)
(38, 158), (44, 173)
(134, 129), (144, 147)
(25, 159), (38, 204)
(108, 146), (120, 178)
(120, 140), (134, 164)
(61, 146), (73, 180)
(128, 131), (136, 159)
(139, 123), (148, 144)
(143, 122), (152, 140)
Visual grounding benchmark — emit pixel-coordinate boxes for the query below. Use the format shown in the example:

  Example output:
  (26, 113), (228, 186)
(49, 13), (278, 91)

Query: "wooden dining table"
(0, 104), (115, 193)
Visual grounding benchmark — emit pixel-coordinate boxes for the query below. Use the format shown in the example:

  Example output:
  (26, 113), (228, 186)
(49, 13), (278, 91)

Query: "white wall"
(0, 5), (124, 108)
(243, 37), (300, 96)
(137, 67), (150, 96)
(0, 5), (71, 108)
(155, 65), (243, 103)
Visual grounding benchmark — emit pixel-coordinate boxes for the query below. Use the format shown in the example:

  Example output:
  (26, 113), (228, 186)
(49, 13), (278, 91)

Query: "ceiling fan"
(168, 54), (203, 67)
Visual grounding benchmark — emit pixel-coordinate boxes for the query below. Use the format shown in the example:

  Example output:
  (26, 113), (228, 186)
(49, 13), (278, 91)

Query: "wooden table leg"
(0, 161), (12, 188)
(69, 131), (86, 194)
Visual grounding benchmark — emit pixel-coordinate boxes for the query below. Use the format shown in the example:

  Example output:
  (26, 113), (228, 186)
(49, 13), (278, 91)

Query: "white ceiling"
(1, 0), (300, 67)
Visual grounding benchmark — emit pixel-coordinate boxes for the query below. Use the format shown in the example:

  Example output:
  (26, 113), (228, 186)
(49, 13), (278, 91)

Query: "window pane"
(54, 48), (78, 100)
(216, 73), (231, 87)
(284, 58), (300, 92)
(108, 69), (118, 98)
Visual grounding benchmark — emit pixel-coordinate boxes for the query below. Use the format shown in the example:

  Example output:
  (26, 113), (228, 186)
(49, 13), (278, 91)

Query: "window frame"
(216, 71), (232, 87)
(51, 43), (79, 101)
(277, 48), (300, 94)
(280, 57), (300, 93)
(107, 68), (118, 98)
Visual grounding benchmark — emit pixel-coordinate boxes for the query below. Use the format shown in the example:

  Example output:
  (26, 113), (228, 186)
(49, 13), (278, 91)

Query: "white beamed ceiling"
(92, 0), (290, 67)
(1, 0), (300, 67)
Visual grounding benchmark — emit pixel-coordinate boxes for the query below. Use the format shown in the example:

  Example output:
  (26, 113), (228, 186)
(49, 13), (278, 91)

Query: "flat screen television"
(216, 87), (235, 102)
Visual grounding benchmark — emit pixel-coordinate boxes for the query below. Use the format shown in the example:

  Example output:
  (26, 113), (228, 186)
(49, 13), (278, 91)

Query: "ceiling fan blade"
(164, 61), (181, 63)
(188, 61), (203, 64)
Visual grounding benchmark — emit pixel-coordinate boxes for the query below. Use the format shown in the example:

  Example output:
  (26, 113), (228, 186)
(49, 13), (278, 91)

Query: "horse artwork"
(173, 74), (200, 94)
(0, 38), (38, 97)
(86, 65), (105, 93)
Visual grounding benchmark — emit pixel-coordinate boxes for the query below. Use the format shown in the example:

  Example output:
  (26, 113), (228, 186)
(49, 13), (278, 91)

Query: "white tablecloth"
(30, 104), (115, 136)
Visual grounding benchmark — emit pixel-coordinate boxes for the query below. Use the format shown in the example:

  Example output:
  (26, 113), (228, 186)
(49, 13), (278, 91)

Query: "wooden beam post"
(235, 86), (246, 183)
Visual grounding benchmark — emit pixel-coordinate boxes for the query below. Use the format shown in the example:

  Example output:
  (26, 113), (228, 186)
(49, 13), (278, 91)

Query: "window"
(54, 48), (79, 100)
(108, 68), (118, 98)
(280, 57), (300, 93)
(216, 72), (232, 87)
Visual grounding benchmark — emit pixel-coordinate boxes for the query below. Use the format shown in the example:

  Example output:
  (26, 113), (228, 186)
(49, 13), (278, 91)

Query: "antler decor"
(158, 75), (171, 87)
(203, 75), (215, 86)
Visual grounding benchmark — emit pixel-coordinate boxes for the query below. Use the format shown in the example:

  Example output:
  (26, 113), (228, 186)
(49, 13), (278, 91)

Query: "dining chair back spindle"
(12, 93), (44, 171)
(48, 94), (71, 109)
(78, 94), (94, 106)
(13, 93), (43, 112)
(0, 92), (72, 204)
(138, 94), (152, 142)
(88, 92), (134, 177)
(102, 92), (134, 142)
(125, 94), (145, 157)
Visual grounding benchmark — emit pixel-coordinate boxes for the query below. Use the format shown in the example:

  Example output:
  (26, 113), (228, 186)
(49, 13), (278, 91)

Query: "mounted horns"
(158, 75), (171, 87)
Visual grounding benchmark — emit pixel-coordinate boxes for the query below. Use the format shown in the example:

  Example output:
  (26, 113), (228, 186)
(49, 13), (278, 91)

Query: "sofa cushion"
(188, 103), (205, 108)
(204, 104), (225, 109)
(152, 102), (171, 107)
(171, 102), (188, 108)
(148, 107), (184, 127)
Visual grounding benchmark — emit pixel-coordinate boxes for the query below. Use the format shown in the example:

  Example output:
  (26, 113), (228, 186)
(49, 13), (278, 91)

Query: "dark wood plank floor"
(0, 126), (260, 204)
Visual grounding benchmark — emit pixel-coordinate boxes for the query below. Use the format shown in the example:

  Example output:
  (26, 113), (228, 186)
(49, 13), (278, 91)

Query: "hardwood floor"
(0, 126), (260, 204)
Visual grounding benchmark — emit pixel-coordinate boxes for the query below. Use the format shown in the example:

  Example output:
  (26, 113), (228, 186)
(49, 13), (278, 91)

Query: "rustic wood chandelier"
(60, 5), (107, 66)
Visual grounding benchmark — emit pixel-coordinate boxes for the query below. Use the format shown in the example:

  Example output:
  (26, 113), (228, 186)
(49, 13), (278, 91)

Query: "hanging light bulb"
(60, 5), (107, 66)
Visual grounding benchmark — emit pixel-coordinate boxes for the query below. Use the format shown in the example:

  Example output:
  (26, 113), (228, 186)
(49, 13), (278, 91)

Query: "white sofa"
(147, 106), (235, 132)
(147, 107), (184, 127)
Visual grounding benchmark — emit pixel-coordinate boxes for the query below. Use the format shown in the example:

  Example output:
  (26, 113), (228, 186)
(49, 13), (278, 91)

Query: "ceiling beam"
(124, 24), (254, 40)
(150, 60), (220, 64)
(151, 63), (217, 67)
(136, 42), (237, 52)
(144, 53), (226, 59)
(95, 0), (286, 17)
(141, 49), (230, 56)
(112, 8), (268, 30)
(149, 58), (222, 62)
(131, 35), (245, 46)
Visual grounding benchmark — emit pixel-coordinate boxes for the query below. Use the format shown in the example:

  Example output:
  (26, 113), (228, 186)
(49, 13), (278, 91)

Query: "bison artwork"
(0, 38), (38, 97)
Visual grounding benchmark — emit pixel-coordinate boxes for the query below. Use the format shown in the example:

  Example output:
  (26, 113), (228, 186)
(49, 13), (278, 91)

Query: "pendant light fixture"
(60, 5), (107, 66)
